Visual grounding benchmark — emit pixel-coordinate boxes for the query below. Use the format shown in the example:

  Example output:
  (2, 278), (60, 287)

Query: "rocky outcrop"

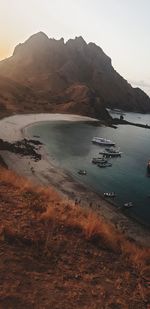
(0, 138), (42, 161)
(0, 32), (150, 119)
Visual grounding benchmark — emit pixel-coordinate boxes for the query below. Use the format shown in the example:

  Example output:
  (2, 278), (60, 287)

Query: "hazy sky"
(0, 0), (150, 95)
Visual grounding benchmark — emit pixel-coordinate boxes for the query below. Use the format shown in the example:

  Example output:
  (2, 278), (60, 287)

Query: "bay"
(27, 115), (150, 227)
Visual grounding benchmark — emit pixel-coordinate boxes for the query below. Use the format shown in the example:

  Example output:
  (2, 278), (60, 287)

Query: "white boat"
(124, 202), (133, 208)
(92, 137), (115, 146)
(104, 192), (116, 198)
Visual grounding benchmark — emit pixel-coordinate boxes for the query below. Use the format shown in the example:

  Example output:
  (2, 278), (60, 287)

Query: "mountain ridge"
(0, 32), (150, 119)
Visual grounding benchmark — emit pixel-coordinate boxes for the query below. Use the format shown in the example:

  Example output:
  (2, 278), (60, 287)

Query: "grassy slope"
(0, 168), (150, 308)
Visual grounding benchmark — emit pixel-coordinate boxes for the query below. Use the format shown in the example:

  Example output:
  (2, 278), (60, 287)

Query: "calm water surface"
(27, 115), (150, 226)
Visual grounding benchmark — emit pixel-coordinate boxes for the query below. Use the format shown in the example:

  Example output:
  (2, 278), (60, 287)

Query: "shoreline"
(0, 113), (98, 142)
(0, 113), (150, 247)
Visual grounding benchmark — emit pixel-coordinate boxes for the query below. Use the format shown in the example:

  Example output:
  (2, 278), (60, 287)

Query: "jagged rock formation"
(0, 32), (150, 119)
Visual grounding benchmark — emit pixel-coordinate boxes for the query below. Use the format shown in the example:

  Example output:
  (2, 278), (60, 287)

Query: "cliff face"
(0, 32), (150, 119)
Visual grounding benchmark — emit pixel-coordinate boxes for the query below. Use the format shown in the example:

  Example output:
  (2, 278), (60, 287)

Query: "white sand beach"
(0, 113), (97, 142)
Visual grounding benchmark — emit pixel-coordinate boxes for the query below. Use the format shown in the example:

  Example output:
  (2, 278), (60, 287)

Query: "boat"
(98, 162), (112, 168)
(123, 202), (133, 208)
(99, 147), (122, 157)
(107, 108), (126, 116)
(147, 160), (150, 174)
(92, 157), (108, 164)
(97, 163), (107, 168)
(92, 137), (115, 146)
(78, 169), (87, 175)
(104, 192), (116, 198)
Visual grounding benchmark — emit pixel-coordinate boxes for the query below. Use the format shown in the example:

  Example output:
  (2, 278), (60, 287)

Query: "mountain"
(0, 32), (150, 119)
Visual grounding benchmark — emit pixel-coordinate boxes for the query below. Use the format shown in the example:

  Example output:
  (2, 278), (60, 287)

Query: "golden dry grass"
(1, 167), (150, 272)
(0, 167), (150, 308)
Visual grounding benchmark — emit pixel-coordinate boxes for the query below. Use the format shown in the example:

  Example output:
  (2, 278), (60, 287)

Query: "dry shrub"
(137, 282), (148, 302)
(70, 210), (102, 236)
(86, 214), (121, 251)
(121, 240), (150, 269)
(0, 167), (32, 192)
(0, 168), (60, 207)
(65, 207), (122, 251)
(40, 204), (55, 222)
(34, 185), (60, 203)
(40, 201), (150, 269)
(40, 199), (122, 252)
(61, 201), (83, 220)
(2, 225), (20, 243)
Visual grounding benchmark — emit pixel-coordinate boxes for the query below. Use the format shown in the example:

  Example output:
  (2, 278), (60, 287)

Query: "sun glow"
(0, 46), (10, 60)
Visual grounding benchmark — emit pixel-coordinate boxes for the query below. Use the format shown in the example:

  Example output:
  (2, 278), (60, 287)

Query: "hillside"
(0, 32), (150, 119)
(0, 167), (149, 308)
(0, 76), (37, 119)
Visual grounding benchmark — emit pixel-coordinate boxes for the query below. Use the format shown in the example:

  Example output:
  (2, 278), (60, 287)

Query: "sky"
(0, 0), (150, 95)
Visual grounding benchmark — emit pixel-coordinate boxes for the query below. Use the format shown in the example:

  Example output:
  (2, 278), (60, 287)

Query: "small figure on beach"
(89, 202), (93, 208)
(75, 198), (78, 205)
(31, 167), (35, 174)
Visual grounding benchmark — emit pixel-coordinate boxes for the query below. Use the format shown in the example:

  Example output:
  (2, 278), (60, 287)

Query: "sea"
(26, 111), (150, 227)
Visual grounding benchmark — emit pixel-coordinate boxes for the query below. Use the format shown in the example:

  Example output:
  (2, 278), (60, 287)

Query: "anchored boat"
(104, 192), (116, 198)
(99, 147), (122, 157)
(78, 169), (87, 175)
(92, 137), (115, 146)
(147, 160), (150, 175)
(92, 157), (108, 164)
(98, 162), (112, 168)
(123, 202), (133, 208)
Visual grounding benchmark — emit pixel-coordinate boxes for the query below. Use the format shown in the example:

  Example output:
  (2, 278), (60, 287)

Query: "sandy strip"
(0, 113), (97, 142)
(0, 113), (150, 247)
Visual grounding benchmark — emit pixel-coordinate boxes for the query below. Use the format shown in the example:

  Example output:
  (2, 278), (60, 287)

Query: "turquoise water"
(27, 117), (150, 227)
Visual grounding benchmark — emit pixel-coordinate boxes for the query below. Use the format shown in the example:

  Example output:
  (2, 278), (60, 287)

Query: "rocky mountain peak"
(0, 32), (150, 118)
(66, 36), (87, 50)
(13, 32), (50, 57)
(27, 31), (49, 41)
